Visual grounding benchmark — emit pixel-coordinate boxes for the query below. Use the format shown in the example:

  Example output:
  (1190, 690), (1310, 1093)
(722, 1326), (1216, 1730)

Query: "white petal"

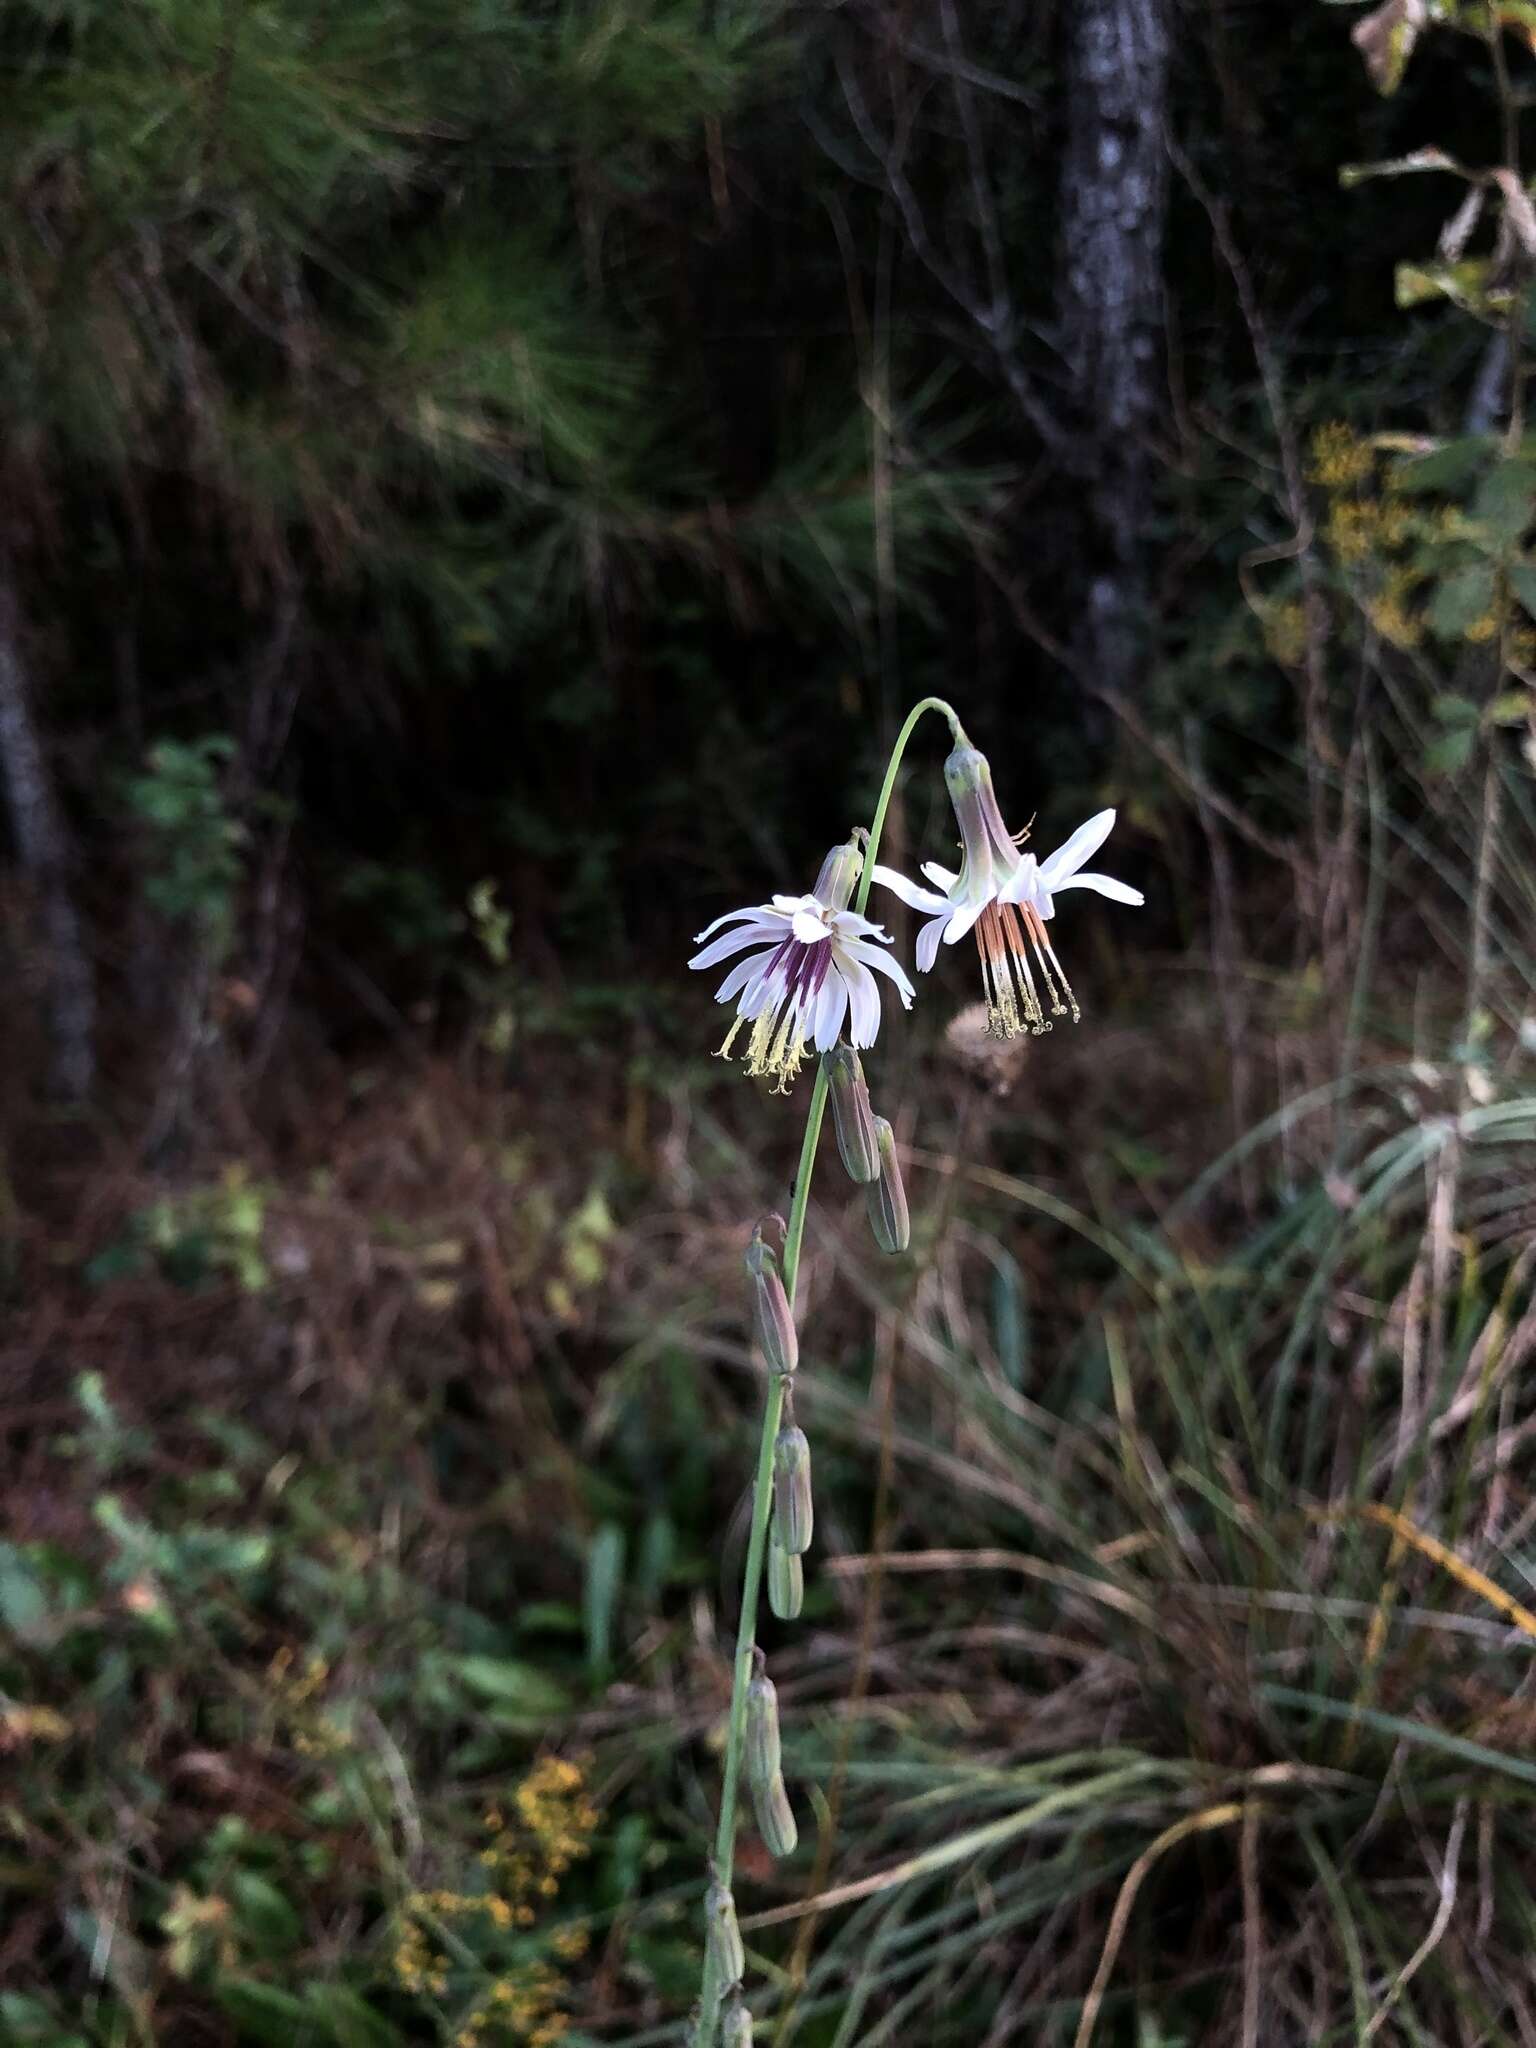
(829, 908), (891, 944)
(738, 957), (787, 1017)
(694, 901), (781, 943)
(792, 909), (830, 945)
(714, 951), (773, 1004)
(998, 853), (1041, 909)
(772, 892), (820, 915)
(1054, 871), (1143, 906)
(840, 955), (882, 1047)
(812, 973), (849, 1050)
(842, 938), (914, 1008)
(920, 861), (958, 891)
(871, 863), (949, 915)
(942, 900), (985, 945)
(688, 921), (784, 971)
(1038, 810), (1116, 888)
(916, 914), (946, 973)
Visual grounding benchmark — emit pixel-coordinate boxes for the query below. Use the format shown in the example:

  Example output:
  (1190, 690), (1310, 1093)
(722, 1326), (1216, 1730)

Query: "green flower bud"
(744, 1226), (797, 1378)
(767, 1535), (803, 1620)
(824, 1043), (880, 1183)
(772, 1423), (813, 1555)
(704, 1876), (744, 1988)
(944, 743), (1025, 904)
(745, 1654), (781, 1790)
(812, 833), (864, 913)
(752, 1770), (798, 1859)
(721, 1990), (755, 2046)
(865, 1116), (910, 1255)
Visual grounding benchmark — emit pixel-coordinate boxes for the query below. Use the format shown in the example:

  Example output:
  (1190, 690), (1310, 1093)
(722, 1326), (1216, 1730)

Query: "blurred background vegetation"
(3, 0), (1536, 2041)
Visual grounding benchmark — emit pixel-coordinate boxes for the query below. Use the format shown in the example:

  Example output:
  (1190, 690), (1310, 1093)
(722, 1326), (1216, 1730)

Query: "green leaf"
(447, 1654), (572, 1718)
(216, 1982), (318, 2046)
(1470, 461), (1536, 545)
(229, 1873), (303, 1957)
(0, 1544), (49, 1640)
(1426, 564), (1495, 639)
(1263, 1685), (1536, 1786)
(1396, 259), (1502, 316)
(1393, 437), (1492, 495)
(1487, 690), (1532, 725)
(584, 1522), (626, 1677)
(1424, 727), (1477, 777)
(1431, 693), (1480, 727)
(304, 1986), (400, 2048)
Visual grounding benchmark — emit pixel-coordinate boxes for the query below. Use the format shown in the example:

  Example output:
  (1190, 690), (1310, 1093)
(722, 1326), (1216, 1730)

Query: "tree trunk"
(1057, 0), (1171, 701)
(0, 564), (96, 1102)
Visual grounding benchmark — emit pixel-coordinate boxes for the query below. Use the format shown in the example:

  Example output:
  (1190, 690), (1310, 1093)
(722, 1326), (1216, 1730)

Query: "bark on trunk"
(0, 564), (96, 1102)
(1057, 0), (1171, 699)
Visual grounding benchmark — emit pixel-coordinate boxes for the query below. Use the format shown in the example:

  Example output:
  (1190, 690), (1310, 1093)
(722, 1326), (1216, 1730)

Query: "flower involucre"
(873, 744), (1142, 1041)
(689, 836), (914, 1091)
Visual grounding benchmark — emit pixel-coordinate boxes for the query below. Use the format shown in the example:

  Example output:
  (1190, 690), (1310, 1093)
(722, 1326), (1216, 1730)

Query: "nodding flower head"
(943, 744), (1029, 916)
(688, 836), (914, 1092)
(873, 769), (1143, 1042)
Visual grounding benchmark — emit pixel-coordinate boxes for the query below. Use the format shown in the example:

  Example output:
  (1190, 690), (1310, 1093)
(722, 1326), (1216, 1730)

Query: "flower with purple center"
(689, 836), (914, 1091)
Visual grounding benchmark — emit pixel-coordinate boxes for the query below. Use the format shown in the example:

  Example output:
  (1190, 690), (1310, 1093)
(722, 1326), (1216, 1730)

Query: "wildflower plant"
(686, 697), (1142, 2043)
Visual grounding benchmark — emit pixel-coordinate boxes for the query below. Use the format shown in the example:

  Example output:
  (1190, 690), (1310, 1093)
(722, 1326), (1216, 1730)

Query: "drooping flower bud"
(944, 743), (1025, 908)
(812, 832), (864, 913)
(722, 1989), (755, 2045)
(752, 1771), (798, 1859)
(865, 1116), (910, 1255)
(745, 1652), (781, 1790)
(704, 1874), (744, 1988)
(824, 1042), (880, 1184)
(767, 1535), (803, 1620)
(744, 1222), (797, 1378)
(772, 1420), (813, 1555)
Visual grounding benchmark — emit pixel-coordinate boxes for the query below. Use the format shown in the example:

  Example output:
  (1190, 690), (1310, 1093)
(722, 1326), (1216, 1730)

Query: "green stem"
(694, 692), (958, 2044)
(853, 695), (962, 920)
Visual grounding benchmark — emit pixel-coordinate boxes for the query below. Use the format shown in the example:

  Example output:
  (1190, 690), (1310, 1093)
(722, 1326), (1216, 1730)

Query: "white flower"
(690, 840), (914, 1091)
(873, 795), (1142, 1040)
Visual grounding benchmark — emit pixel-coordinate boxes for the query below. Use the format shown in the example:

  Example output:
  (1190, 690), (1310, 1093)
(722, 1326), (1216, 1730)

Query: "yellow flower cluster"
(0, 1704), (71, 1751)
(453, 1962), (571, 2048)
(389, 1755), (597, 2044)
(1310, 420), (1375, 491)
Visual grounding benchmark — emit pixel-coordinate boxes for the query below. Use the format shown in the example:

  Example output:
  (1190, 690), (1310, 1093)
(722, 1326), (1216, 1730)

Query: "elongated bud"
(722, 1990), (755, 2046)
(744, 1224), (797, 1378)
(944, 743), (1024, 900)
(812, 832), (864, 912)
(767, 1535), (803, 1620)
(753, 1770), (798, 1859)
(824, 1043), (879, 1183)
(865, 1116), (910, 1255)
(773, 1421), (813, 1555)
(745, 1652), (781, 1789)
(704, 1875), (744, 1987)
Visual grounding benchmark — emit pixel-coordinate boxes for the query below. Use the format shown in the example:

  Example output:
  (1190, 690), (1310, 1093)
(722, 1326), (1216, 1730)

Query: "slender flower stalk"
(691, 695), (961, 2047)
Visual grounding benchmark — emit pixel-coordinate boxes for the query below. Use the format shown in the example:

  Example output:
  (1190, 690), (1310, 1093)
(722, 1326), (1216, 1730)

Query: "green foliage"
(125, 737), (247, 936)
